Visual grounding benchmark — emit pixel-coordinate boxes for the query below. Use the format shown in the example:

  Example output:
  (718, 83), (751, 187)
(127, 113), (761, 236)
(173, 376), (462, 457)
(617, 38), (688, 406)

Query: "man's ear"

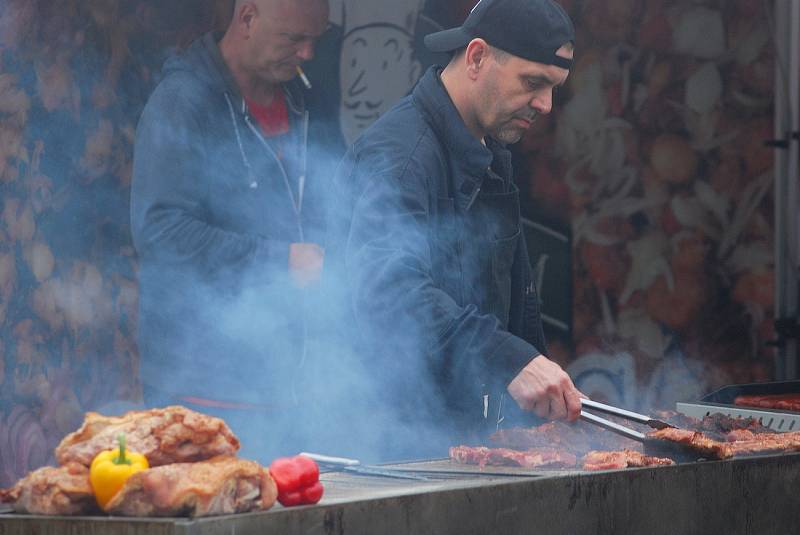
(236, 1), (258, 36)
(464, 38), (489, 80)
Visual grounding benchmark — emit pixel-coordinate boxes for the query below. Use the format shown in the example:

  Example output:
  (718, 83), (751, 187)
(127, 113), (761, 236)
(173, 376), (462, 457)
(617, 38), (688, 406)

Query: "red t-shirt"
(245, 92), (289, 137)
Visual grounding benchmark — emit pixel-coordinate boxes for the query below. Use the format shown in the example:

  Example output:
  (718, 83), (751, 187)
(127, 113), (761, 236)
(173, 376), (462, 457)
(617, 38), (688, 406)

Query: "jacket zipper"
(243, 109), (306, 242)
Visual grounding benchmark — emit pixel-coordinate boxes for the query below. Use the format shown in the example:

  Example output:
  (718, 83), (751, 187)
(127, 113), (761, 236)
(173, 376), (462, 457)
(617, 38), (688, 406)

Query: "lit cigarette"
(296, 66), (312, 89)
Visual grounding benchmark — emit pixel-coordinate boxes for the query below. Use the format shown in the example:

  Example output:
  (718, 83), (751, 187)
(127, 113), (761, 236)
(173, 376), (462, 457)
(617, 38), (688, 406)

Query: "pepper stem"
(114, 433), (131, 465)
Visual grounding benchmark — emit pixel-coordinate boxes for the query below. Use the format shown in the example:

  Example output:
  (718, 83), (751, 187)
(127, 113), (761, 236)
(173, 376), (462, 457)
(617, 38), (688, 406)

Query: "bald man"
(131, 0), (334, 460)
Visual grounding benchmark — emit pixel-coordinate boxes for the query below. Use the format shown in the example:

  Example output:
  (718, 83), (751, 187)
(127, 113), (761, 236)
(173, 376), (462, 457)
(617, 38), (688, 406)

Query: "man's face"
(476, 44), (573, 144)
(245, 0), (328, 84)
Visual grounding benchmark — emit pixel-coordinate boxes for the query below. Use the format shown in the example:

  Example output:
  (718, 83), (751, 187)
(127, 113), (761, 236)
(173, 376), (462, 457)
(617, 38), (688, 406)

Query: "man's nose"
(297, 40), (315, 62)
(531, 90), (553, 115)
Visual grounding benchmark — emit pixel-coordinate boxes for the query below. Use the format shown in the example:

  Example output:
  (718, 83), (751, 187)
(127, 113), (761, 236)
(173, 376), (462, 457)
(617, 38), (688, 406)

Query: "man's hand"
(507, 355), (583, 421)
(289, 243), (324, 288)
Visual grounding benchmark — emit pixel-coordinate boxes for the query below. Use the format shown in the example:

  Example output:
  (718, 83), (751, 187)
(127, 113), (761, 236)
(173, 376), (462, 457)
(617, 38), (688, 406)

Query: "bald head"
(221, 0), (328, 99)
(232, 0), (327, 20)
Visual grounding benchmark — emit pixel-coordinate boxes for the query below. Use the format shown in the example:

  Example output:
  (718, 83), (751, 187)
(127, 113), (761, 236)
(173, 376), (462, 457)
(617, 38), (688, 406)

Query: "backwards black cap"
(424, 0), (575, 69)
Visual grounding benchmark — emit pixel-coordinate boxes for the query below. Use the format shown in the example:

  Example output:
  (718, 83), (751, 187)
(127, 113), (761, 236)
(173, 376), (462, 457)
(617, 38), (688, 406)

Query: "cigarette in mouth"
(296, 66), (312, 89)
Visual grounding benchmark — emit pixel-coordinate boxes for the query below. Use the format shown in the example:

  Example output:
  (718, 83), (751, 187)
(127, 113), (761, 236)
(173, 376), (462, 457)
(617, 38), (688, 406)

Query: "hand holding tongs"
(579, 399), (675, 442)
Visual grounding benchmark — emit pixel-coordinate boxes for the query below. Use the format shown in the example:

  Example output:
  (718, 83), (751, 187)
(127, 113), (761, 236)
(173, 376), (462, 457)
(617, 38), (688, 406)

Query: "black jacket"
(329, 67), (547, 438)
(131, 33), (340, 403)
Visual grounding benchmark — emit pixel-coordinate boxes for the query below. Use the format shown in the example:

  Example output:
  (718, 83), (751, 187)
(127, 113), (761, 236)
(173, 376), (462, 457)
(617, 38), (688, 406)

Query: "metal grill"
(676, 380), (800, 432)
(676, 401), (800, 432)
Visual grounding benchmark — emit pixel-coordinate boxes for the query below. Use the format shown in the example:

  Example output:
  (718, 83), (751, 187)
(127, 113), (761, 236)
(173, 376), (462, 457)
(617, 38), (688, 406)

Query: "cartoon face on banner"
(330, 0), (426, 145)
(339, 24), (421, 145)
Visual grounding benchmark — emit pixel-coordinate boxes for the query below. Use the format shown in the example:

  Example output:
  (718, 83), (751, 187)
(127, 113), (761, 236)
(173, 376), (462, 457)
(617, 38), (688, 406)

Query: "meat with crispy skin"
(0, 463), (98, 515)
(582, 450), (674, 471)
(55, 406), (240, 467)
(449, 446), (577, 469)
(104, 456), (278, 517)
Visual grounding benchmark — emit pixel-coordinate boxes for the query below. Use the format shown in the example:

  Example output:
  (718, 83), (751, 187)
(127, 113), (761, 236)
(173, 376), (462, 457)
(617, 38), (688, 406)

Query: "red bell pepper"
(268, 455), (324, 506)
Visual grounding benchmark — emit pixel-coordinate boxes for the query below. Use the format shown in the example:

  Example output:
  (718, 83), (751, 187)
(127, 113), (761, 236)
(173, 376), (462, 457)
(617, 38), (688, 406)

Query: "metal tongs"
(579, 399), (674, 442)
(578, 400), (715, 463)
(300, 452), (431, 481)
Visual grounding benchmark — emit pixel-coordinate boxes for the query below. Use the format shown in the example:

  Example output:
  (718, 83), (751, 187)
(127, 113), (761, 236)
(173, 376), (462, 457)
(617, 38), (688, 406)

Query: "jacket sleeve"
(130, 78), (290, 277)
(344, 156), (538, 391)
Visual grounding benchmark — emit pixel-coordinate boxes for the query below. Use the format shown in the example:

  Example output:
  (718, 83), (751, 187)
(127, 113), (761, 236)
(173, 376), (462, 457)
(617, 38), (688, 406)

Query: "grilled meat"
(734, 394), (800, 412)
(655, 411), (774, 438)
(490, 421), (640, 456)
(449, 446), (577, 469)
(725, 431), (800, 456)
(55, 405), (240, 467)
(104, 456), (278, 517)
(0, 463), (98, 515)
(725, 429), (756, 442)
(647, 428), (733, 459)
(582, 450), (674, 471)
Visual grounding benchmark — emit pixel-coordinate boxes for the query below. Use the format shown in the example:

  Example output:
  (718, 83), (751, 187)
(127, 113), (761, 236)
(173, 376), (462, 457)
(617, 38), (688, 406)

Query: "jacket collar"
(412, 67), (510, 210)
(201, 32), (305, 117)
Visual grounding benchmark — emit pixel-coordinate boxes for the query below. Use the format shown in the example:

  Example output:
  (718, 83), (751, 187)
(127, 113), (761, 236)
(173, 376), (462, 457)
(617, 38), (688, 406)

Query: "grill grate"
(675, 380), (800, 433)
(676, 401), (800, 432)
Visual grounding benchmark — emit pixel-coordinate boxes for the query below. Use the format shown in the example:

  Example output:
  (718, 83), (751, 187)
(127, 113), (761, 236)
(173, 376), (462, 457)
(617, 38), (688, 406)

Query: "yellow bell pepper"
(89, 433), (149, 509)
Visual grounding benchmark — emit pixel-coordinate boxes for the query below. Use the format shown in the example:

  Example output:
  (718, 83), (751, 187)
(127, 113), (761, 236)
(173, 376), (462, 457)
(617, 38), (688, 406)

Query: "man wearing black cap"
(328, 0), (581, 453)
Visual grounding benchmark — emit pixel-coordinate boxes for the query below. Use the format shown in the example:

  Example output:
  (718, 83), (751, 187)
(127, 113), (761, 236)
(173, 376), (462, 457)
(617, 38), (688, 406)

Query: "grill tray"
(676, 380), (800, 432)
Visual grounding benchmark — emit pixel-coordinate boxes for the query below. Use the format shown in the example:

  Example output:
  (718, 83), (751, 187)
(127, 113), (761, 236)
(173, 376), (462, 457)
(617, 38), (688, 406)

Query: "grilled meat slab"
(647, 428), (733, 459)
(725, 431), (800, 456)
(449, 446), (577, 469)
(104, 456), (278, 517)
(649, 427), (800, 460)
(656, 411), (774, 438)
(734, 394), (800, 412)
(490, 421), (640, 456)
(582, 450), (674, 471)
(55, 405), (240, 467)
(0, 463), (98, 515)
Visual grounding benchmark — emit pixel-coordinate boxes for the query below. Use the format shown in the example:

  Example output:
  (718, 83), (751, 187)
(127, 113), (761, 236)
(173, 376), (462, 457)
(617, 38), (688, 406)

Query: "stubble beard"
(480, 76), (536, 144)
